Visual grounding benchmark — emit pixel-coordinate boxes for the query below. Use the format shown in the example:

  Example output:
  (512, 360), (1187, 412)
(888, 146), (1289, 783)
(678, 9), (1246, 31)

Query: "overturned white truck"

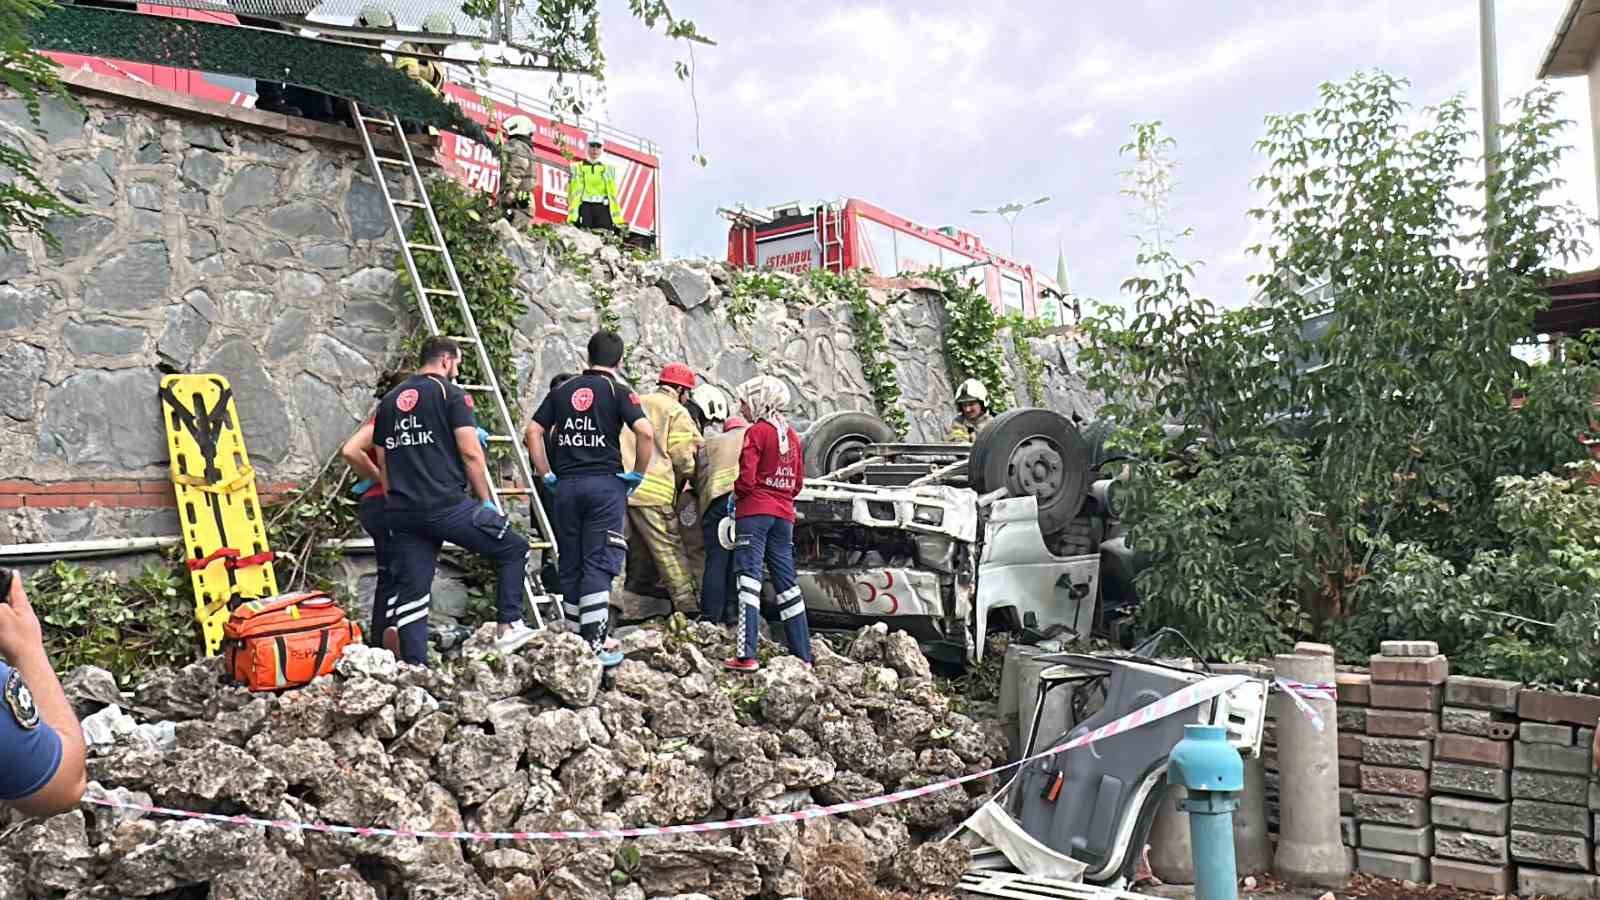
(791, 408), (1140, 664)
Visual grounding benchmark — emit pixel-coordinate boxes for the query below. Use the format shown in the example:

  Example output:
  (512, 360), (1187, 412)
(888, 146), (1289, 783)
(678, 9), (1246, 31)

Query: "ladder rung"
(496, 488), (534, 495)
(486, 435), (517, 443)
(443, 335), (481, 345)
(459, 384), (494, 391)
(393, 200), (426, 209)
(361, 117), (398, 129)
(407, 242), (444, 252)
(423, 288), (459, 296)
(375, 156), (409, 167)
(529, 541), (553, 550)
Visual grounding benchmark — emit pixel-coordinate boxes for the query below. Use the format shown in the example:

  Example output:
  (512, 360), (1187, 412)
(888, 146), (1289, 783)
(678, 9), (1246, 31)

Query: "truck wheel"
(969, 408), (1089, 538)
(802, 411), (895, 478)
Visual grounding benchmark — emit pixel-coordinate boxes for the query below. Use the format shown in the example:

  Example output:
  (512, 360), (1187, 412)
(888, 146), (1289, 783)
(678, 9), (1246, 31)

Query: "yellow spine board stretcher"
(159, 374), (279, 656)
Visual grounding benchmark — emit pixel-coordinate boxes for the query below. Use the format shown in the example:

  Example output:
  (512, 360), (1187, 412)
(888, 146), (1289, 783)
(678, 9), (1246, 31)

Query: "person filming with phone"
(0, 568), (87, 816)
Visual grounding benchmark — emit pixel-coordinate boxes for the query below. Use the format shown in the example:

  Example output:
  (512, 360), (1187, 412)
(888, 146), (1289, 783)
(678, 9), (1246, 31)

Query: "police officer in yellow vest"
(617, 363), (702, 617)
(500, 115), (538, 225)
(567, 137), (626, 233)
(693, 397), (748, 626)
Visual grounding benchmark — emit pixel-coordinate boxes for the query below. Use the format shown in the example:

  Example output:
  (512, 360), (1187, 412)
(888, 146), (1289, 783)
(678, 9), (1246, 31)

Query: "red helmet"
(659, 363), (696, 390)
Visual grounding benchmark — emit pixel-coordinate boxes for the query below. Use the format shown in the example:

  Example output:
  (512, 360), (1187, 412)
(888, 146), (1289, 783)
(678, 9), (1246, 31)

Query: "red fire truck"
(724, 198), (1059, 321)
(44, 14), (661, 243)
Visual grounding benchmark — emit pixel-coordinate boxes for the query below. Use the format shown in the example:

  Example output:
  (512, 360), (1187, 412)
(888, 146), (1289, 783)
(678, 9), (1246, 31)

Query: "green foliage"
(0, 0), (77, 251)
(29, 5), (492, 143)
(1002, 312), (1048, 406)
(725, 269), (788, 332)
(27, 561), (195, 683)
(263, 467), (365, 598)
(929, 269), (1013, 415)
(1079, 74), (1596, 666)
(810, 269), (908, 437)
(397, 178), (526, 428)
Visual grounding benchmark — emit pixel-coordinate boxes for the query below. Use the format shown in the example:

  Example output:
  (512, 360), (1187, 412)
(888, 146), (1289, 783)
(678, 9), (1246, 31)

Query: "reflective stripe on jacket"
(394, 45), (445, 95)
(694, 425), (749, 516)
(620, 390), (702, 507)
(566, 160), (624, 225)
(501, 140), (536, 206)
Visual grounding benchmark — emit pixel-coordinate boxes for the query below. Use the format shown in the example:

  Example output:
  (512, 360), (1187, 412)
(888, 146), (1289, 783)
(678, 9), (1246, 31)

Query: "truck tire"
(802, 411), (895, 478)
(969, 408), (1089, 538)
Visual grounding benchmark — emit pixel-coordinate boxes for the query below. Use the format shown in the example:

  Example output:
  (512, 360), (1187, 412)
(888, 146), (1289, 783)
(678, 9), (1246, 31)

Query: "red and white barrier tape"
(1273, 678), (1335, 732)
(81, 673), (1252, 843)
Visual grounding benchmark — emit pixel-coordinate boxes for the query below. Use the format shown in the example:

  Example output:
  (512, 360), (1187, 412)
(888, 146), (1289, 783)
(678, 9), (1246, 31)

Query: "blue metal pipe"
(1168, 724), (1243, 900)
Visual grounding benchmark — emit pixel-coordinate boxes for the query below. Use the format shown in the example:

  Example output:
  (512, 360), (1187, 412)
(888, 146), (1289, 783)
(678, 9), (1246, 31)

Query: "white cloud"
(1060, 114), (1099, 139)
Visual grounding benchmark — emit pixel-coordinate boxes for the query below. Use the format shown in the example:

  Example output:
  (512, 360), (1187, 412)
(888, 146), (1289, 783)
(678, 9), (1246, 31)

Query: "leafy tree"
(0, 0), (76, 251)
(1080, 71), (1598, 657)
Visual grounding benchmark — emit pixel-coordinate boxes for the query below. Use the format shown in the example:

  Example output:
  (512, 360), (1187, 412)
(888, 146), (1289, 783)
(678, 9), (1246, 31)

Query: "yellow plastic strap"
(288, 606), (301, 620)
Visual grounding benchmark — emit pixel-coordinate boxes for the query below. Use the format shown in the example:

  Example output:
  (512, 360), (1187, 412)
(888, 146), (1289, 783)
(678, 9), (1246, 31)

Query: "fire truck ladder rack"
(814, 200), (846, 274)
(350, 102), (558, 630)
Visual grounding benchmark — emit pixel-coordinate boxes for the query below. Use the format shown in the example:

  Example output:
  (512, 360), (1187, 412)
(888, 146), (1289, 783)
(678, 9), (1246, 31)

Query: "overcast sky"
(507, 0), (1595, 309)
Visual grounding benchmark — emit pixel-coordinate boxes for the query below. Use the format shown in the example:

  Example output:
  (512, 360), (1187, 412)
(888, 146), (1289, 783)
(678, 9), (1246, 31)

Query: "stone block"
(1520, 690), (1600, 727)
(1430, 858), (1512, 895)
(1513, 800), (1593, 838)
(1342, 815), (1359, 848)
(1432, 797), (1510, 835)
(1369, 654), (1448, 685)
(1363, 737), (1433, 769)
(1523, 722), (1577, 746)
(1337, 672), (1371, 706)
(1294, 641), (1334, 657)
(1510, 829), (1591, 871)
(1442, 706), (1517, 740)
(1380, 640), (1440, 657)
(1355, 793), (1430, 827)
(1340, 758), (1361, 788)
(1517, 741), (1593, 775)
(1434, 829), (1510, 865)
(1514, 770), (1592, 804)
(1341, 788), (1356, 816)
(1435, 733), (1512, 768)
(1338, 734), (1363, 759)
(1355, 849), (1429, 881)
(1445, 675), (1524, 712)
(1366, 709), (1438, 739)
(1338, 706), (1368, 734)
(1518, 868), (1600, 898)
(1361, 765), (1429, 797)
(1432, 762), (1511, 800)
(1361, 824), (1433, 856)
(1369, 683), (1443, 711)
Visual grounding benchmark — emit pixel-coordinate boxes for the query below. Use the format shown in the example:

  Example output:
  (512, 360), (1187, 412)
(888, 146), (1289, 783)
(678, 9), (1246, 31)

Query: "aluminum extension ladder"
(349, 102), (558, 629)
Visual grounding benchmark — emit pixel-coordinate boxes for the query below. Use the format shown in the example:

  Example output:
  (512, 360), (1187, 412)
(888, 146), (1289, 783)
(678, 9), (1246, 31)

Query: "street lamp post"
(971, 195), (1052, 258)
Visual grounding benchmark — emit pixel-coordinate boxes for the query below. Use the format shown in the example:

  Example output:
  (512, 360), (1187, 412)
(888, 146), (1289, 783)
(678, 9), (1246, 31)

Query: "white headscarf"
(737, 376), (792, 453)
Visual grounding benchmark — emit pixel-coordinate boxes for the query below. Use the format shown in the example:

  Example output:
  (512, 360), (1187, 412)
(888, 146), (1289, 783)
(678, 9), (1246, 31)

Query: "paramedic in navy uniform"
(525, 330), (654, 666)
(376, 337), (536, 665)
(0, 568), (87, 815)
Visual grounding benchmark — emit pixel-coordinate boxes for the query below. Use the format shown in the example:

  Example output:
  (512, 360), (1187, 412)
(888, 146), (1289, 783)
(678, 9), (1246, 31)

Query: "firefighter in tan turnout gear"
(500, 115), (538, 225)
(947, 378), (994, 443)
(617, 363), (703, 617)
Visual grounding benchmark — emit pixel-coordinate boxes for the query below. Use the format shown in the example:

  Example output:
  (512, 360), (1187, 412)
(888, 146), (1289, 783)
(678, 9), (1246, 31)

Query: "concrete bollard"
(1148, 784), (1196, 884)
(1235, 749), (1274, 874)
(1271, 651), (1349, 888)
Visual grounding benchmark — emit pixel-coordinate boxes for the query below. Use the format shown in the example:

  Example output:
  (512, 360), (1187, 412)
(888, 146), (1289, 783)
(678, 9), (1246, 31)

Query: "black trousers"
(576, 202), (616, 231)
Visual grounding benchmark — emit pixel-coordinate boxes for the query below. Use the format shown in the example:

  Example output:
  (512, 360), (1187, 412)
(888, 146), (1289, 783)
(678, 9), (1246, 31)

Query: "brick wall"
(0, 479), (298, 512)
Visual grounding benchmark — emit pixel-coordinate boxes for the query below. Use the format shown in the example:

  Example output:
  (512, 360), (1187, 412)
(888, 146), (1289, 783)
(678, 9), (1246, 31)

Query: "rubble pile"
(0, 622), (1002, 899)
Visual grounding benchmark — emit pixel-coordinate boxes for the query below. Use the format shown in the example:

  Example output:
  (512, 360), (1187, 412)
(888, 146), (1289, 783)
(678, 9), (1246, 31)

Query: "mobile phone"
(0, 569), (12, 604)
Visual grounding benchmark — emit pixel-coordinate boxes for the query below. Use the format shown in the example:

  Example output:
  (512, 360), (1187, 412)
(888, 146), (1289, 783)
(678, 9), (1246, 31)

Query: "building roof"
(1539, 0), (1600, 78)
(1536, 268), (1600, 333)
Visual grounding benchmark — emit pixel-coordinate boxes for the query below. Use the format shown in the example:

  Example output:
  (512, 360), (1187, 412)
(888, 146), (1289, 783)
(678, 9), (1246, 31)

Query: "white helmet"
(503, 115), (534, 138)
(690, 383), (730, 425)
(420, 11), (454, 33)
(718, 515), (737, 550)
(356, 5), (393, 27)
(956, 379), (989, 406)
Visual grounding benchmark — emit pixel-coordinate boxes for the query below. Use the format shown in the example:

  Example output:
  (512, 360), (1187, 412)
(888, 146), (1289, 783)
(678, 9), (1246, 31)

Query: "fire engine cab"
(723, 198), (1060, 321)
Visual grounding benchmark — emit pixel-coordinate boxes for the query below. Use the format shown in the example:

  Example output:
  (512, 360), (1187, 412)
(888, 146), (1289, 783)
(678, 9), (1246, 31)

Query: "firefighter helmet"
(690, 383), (729, 424)
(659, 363), (696, 391)
(420, 12), (454, 33)
(956, 379), (989, 406)
(503, 115), (535, 139)
(356, 5), (393, 28)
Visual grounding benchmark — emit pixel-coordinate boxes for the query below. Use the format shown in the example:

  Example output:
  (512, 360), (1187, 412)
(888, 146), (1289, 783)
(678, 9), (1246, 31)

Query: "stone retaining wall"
(1265, 645), (1600, 897)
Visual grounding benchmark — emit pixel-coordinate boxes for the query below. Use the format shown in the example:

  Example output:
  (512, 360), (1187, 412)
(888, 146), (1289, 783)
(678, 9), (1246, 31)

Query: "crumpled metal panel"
(973, 496), (1098, 661)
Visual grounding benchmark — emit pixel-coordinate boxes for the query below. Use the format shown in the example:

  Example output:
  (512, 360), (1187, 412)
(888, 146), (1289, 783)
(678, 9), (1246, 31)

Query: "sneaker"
(382, 627), (401, 658)
(494, 621), (538, 654)
(597, 647), (625, 668)
(724, 657), (759, 672)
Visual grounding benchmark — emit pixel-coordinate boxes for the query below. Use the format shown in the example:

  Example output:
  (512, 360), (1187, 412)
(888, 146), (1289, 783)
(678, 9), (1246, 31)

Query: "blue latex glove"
(543, 472), (558, 490)
(481, 498), (501, 514)
(724, 495), (735, 517)
(476, 427), (491, 448)
(350, 478), (375, 497)
(617, 471), (644, 495)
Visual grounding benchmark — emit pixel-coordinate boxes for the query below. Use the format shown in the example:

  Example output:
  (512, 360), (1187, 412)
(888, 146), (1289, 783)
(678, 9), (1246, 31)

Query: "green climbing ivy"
(809, 269), (908, 437)
(725, 269), (789, 332)
(929, 269), (1013, 414)
(29, 5), (491, 143)
(396, 178), (525, 426)
(1003, 312), (1048, 407)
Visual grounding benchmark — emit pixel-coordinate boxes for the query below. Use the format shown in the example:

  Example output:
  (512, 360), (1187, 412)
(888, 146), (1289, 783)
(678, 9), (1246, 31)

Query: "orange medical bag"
(221, 591), (362, 692)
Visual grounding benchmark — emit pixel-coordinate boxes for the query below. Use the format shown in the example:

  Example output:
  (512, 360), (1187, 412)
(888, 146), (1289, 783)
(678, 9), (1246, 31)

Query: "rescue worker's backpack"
(222, 591), (361, 692)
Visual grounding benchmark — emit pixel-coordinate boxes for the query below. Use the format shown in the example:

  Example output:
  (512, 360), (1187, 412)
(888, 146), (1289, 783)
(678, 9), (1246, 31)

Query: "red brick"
(1340, 758), (1362, 788)
(0, 496), (22, 509)
(1435, 733), (1513, 768)
(1518, 689), (1600, 727)
(1360, 764), (1430, 797)
(113, 493), (175, 509)
(90, 480), (142, 494)
(38, 494), (108, 508)
(1369, 683), (1443, 711)
(1339, 734), (1364, 759)
(1367, 709), (1439, 739)
(26, 481), (98, 496)
(138, 480), (172, 494)
(1338, 672), (1372, 706)
(0, 480), (39, 494)
(1431, 859), (1512, 894)
(1370, 654), (1449, 685)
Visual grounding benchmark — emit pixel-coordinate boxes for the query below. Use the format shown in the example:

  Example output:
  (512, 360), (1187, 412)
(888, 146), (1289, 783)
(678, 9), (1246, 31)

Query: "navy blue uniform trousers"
(388, 498), (529, 664)
(699, 500), (737, 626)
(551, 475), (628, 647)
(735, 514), (812, 662)
(356, 496), (397, 642)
